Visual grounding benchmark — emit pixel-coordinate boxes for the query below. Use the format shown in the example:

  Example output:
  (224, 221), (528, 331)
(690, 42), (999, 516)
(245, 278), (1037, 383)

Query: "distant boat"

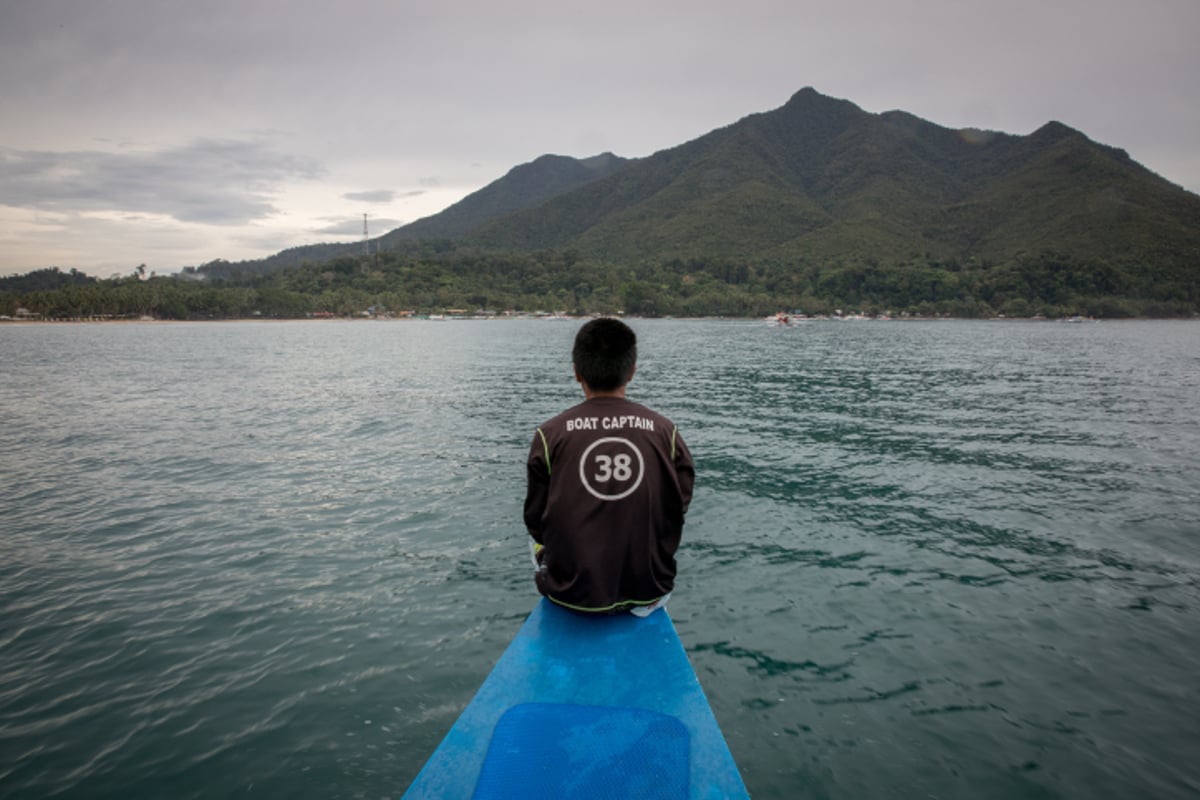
(765, 312), (810, 327)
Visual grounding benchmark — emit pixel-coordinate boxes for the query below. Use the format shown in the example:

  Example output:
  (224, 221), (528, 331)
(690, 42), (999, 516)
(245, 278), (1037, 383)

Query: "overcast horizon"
(2, 0), (1197, 278)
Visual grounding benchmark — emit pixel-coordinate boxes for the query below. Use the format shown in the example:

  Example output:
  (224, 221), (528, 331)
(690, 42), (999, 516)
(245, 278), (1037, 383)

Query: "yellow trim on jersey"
(536, 427), (551, 474)
(546, 594), (662, 614)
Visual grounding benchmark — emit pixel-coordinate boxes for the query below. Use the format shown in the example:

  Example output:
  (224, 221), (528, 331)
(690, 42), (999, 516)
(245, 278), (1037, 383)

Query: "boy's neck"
(576, 366), (633, 401)
(582, 384), (626, 400)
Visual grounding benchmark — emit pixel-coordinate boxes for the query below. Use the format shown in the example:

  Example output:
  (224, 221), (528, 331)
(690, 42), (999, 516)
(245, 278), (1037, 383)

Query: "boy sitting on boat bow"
(524, 318), (694, 616)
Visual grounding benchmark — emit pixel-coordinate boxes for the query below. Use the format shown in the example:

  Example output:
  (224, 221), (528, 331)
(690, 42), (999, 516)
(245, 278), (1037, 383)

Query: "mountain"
(213, 88), (1200, 278)
(458, 88), (1200, 278)
(191, 152), (629, 278)
(177, 87), (1198, 315)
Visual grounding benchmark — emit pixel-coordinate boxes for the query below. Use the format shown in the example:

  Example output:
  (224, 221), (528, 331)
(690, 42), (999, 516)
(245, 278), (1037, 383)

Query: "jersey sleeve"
(523, 428), (551, 543)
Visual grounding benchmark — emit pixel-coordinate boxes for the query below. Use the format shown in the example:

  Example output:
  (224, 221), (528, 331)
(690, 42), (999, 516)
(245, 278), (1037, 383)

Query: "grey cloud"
(341, 189), (427, 204)
(0, 139), (324, 225)
(342, 190), (397, 203)
(232, 229), (323, 252)
(312, 217), (403, 236)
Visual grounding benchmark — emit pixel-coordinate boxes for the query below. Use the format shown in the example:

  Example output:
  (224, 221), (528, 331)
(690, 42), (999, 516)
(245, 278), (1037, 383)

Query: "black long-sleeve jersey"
(524, 396), (694, 613)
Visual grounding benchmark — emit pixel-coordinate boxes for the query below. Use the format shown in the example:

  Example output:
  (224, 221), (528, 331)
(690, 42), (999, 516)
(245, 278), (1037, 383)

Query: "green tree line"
(3, 249), (1196, 321)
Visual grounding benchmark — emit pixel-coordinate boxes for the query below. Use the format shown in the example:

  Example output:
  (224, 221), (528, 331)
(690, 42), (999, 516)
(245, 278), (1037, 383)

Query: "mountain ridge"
(422, 88), (1196, 280)
(382, 151), (632, 243)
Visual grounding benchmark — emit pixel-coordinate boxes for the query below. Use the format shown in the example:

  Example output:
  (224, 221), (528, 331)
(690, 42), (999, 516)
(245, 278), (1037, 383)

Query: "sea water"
(1, 319), (1197, 799)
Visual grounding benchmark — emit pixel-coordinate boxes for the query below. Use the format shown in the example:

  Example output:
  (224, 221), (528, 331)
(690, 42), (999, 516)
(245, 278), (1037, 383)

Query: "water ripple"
(2, 320), (1199, 799)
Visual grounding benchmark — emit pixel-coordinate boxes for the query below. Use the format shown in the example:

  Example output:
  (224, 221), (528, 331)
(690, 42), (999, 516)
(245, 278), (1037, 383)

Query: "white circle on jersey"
(578, 437), (646, 501)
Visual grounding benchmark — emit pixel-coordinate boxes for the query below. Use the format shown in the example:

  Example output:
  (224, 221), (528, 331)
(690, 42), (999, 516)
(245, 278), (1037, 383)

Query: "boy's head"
(572, 318), (637, 391)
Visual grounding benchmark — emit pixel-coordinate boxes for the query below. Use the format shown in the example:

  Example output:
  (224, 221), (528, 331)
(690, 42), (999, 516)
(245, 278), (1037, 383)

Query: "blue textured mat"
(472, 703), (690, 800)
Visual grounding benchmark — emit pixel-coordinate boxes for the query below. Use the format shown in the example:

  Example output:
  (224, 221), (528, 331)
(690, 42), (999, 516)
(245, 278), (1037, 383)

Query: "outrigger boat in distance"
(402, 598), (749, 799)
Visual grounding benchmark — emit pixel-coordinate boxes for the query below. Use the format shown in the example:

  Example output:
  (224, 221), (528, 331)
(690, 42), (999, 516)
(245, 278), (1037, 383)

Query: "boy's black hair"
(572, 318), (637, 391)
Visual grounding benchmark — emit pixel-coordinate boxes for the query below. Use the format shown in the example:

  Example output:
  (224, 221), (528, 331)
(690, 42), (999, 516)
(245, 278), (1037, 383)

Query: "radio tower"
(362, 213), (369, 257)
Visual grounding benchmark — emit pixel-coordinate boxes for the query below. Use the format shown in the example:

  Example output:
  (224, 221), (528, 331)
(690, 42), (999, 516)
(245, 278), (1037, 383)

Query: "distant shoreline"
(3, 314), (1197, 324)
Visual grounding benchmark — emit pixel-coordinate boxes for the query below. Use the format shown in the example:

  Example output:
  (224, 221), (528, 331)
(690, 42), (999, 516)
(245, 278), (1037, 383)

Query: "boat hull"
(402, 599), (748, 799)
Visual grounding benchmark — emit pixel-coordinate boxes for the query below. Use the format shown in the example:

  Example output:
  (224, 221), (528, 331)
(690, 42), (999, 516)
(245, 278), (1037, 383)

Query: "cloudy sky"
(1, 0), (1197, 278)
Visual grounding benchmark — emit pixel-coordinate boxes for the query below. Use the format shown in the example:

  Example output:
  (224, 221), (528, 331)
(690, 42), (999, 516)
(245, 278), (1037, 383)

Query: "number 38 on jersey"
(579, 437), (646, 501)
